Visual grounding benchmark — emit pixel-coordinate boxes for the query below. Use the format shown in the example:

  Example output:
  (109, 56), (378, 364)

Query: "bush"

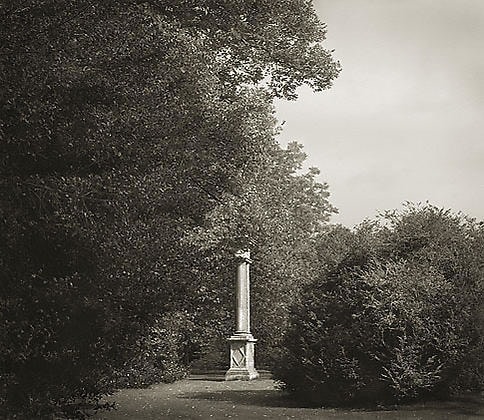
(0, 223), (119, 418)
(112, 311), (200, 388)
(274, 205), (484, 406)
(1, 1), (340, 415)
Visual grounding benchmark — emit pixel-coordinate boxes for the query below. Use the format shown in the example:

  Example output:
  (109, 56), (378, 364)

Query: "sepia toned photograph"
(1, 1), (483, 418)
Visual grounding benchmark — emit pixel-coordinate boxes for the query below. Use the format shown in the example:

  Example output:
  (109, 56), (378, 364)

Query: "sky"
(274, 0), (484, 227)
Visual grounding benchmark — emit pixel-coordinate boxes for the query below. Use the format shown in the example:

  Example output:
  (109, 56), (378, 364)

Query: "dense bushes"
(112, 312), (201, 388)
(1, 1), (339, 417)
(274, 205), (484, 406)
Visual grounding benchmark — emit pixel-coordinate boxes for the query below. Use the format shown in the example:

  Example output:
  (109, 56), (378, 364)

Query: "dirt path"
(94, 373), (484, 419)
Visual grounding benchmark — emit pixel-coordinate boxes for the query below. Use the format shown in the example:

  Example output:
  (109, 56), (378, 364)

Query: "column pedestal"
(225, 333), (259, 381)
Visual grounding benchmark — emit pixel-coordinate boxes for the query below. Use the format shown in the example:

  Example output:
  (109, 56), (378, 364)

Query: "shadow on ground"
(181, 386), (484, 417)
(393, 394), (484, 418)
(187, 375), (226, 382)
(181, 389), (302, 409)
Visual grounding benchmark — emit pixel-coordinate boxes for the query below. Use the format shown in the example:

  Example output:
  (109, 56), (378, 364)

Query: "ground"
(94, 372), (484, 419)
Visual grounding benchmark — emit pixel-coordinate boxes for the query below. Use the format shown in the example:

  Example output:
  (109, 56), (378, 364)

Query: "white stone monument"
(225, 250), (259, 381)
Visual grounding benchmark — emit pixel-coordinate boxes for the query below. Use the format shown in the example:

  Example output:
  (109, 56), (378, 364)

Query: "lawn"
(93, 373), (484, 419)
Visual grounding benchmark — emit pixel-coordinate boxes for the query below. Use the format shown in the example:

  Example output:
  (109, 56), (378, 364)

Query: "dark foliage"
(274, 205), (484, 406)
(0, 1), (339, 417)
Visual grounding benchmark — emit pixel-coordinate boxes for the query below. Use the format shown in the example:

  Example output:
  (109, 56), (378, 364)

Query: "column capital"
(235, 249), (252, 264)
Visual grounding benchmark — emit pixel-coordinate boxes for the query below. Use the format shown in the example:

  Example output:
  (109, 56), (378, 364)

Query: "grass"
(92, 373), (483, 419)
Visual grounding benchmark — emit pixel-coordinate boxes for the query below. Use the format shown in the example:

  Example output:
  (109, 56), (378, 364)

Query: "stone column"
(225, 250), (259, 381)
(236, 252), (250, 334)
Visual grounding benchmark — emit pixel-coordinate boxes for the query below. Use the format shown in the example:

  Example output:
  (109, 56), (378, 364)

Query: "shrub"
(112, 311), (199, 388)
(274, 205), (484, 406)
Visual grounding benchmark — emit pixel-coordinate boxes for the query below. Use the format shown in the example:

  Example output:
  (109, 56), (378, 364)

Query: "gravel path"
(94, 373), (484, 419)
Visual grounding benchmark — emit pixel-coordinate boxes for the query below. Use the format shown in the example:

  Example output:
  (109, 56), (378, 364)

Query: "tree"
(0, 1), (340, 416)
(185, 140), (337, 369)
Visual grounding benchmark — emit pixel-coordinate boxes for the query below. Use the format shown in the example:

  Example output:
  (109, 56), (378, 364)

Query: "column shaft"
(236, 261), (250, 333)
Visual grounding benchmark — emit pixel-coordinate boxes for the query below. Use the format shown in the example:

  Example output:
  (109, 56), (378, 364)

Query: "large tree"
(0, 1), (339, 416)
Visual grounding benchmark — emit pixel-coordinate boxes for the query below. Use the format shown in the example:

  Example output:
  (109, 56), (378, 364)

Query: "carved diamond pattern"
(231, 345), (246, 367)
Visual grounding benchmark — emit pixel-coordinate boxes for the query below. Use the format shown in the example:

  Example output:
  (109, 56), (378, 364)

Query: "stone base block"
(225, 333), (259, 381)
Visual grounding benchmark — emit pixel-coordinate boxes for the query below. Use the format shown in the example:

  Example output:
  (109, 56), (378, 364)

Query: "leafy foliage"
(187, 141), (337, 369)
(112, 311), (199, 388)
(275, 204), (484, 406)
(0, 0), (339, 417)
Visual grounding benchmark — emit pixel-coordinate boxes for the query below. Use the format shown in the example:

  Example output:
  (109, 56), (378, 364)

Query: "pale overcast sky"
(275, 0), (484, 227)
